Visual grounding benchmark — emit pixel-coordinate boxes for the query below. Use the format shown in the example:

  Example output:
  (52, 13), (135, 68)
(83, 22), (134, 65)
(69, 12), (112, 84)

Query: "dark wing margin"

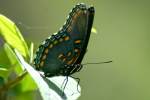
(75, 6), (95, 64)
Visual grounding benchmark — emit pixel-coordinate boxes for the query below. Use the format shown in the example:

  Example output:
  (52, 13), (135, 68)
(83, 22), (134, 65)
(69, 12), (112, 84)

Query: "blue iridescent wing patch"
(33, 3), (95, 77)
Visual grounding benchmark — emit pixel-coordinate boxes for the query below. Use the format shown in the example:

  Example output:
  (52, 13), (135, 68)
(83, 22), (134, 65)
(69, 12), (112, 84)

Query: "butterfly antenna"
(83, 61), (112, 65)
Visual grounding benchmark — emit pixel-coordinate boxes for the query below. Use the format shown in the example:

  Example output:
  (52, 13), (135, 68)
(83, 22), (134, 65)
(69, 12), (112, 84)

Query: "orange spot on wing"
(49, 44), (53, 48)
(67, 57), (77, 65)
(74, 48), (79, 53)
(44, 48), (49, 54)
(40, 61), (44, 67)
(58, 54), (64, 59)
(64, 36), (69, 41)
(73, 13), (78, 20)
(73, 10), (81, 20)
(42, 54), (47, 60)
(74, 40), (81, 44)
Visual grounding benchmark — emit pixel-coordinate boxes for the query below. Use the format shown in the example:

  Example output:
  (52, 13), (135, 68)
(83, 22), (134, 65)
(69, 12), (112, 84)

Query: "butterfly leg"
(61, 76), (68, 96)
(70, 76), (80, 93)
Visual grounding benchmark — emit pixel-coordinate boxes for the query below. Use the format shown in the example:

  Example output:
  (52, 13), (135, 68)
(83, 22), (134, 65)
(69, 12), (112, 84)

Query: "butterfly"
(33, 3), (94, 88)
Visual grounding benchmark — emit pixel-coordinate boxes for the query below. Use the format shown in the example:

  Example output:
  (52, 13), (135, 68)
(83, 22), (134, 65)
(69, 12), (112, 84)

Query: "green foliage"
(3, 43), (37, 92)
(0, 67), (8, 78)
(0, 14), (29, 59)
(4, 43), (23, 74)
(0, 14), (81, 100)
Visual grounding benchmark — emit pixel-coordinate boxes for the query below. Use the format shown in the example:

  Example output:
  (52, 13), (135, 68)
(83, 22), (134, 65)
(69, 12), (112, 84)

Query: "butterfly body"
(34, 3), (95, 77)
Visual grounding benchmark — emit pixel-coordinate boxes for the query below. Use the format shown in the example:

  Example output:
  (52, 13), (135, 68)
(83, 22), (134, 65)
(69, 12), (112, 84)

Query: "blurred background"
(0, 0), (150, 100)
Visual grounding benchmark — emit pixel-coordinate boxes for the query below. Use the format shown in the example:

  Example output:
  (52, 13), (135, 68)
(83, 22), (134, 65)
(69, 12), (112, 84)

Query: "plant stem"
(0, 71), (27, 93)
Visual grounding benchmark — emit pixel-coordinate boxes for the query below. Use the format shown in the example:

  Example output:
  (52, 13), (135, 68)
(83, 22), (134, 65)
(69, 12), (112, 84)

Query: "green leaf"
(0, 14), (29, 59)
(0, 46), (12, 70)
(29, 42), (34, 64)
(15, 50), (81, 100)
(0, 76), (5, 87)
(0, 67), (8, 78)
(20, 74), (37, 92)
(7, 90), (40, 100)
(4, 43), (37, 92)
(4, 43), (23, 73)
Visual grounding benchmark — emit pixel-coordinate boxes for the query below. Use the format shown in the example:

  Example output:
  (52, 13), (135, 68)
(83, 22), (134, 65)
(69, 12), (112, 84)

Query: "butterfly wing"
(33, 4), (95, 77)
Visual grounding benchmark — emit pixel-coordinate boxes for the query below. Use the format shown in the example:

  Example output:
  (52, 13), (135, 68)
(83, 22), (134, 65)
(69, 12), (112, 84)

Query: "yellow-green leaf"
(4, 43), (37, 92)
(0, 67), (8, 78)
(4, 43), (24, 73)
(29, 42), (34, 64)
(0, 14), (29, 59)
(92, 27), (98, 34)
